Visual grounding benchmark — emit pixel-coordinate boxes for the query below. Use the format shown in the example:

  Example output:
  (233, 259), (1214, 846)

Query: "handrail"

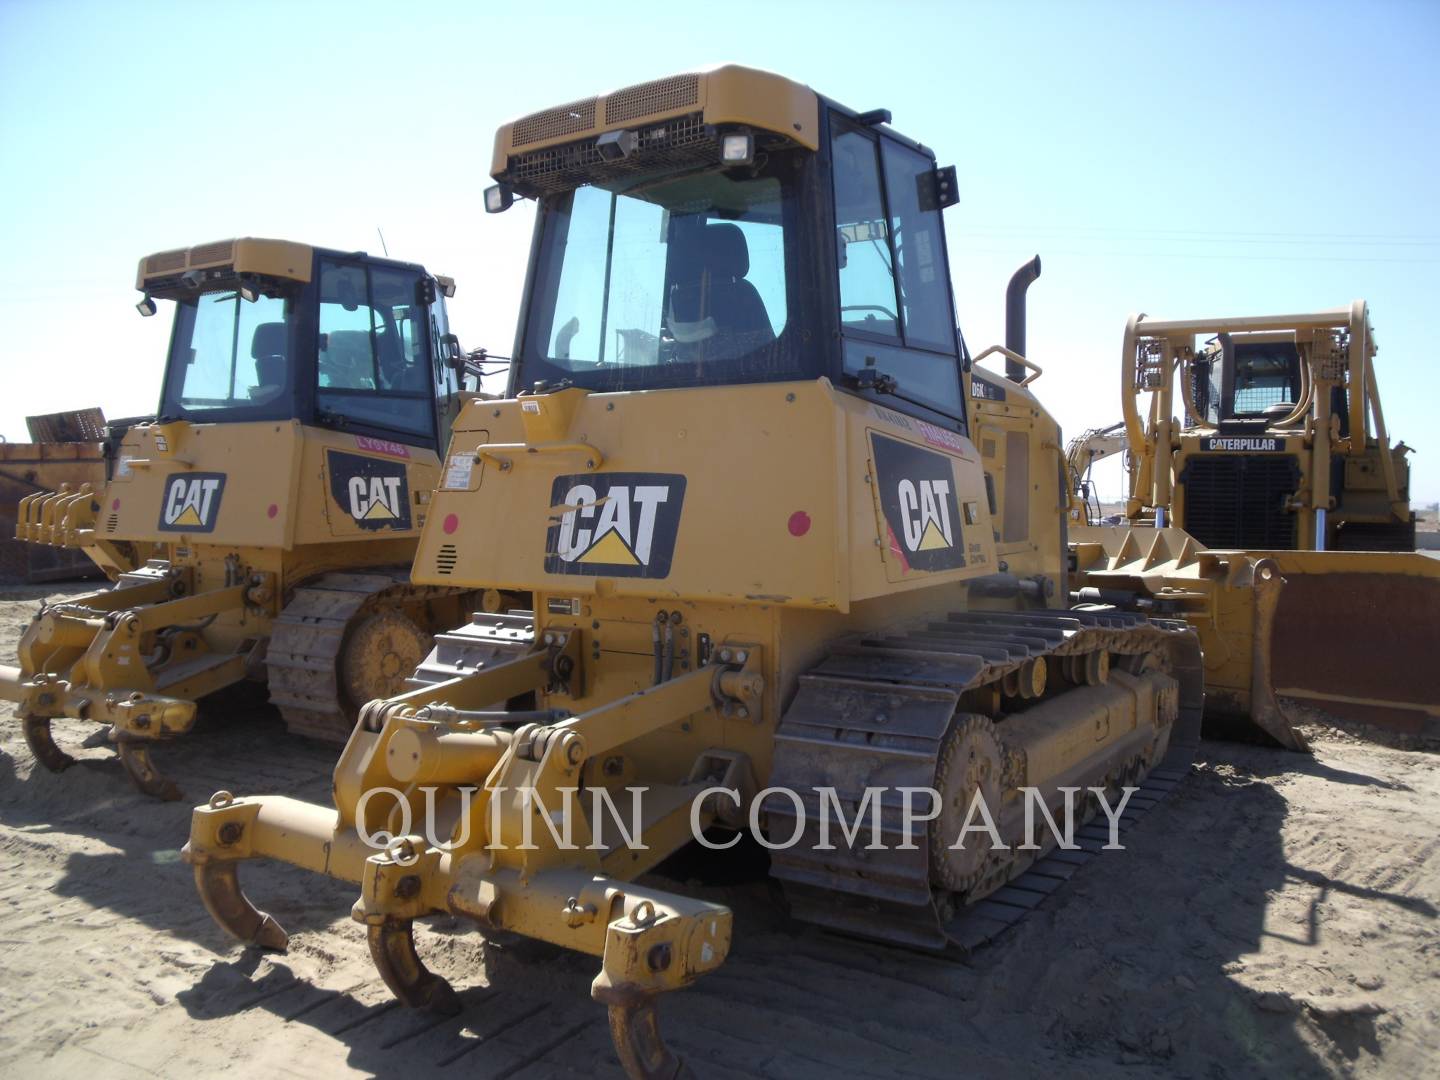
(475, 441), (604, 472)
(123, 457), (194, 470)
(971, 345), (1043, 387)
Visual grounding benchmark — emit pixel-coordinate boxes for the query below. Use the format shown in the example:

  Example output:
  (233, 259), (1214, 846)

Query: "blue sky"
(2, 0), (1437, 500)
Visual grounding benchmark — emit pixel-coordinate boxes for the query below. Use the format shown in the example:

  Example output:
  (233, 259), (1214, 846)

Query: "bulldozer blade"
(21, 713), (76, 773)
(1256, 553), (1440, 741)
(366, 917), (460, 1015)
(1071, 527), (1440, 748)
(191, 860), (289, 951)
(607, 995), (688, 1080)
(115, 737), (183, 801)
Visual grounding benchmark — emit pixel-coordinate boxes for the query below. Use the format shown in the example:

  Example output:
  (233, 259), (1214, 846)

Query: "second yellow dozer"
(1054, 305), (1439, 748)
(183, 68), (1205, 1076)
(2, 237), (526, 798)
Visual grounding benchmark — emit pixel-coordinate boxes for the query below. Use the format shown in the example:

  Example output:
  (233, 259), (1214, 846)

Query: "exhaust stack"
(1005, 255), (1042, 383)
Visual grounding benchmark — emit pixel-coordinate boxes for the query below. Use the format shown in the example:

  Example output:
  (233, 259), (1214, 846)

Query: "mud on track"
(2, 585), (1438, 1078)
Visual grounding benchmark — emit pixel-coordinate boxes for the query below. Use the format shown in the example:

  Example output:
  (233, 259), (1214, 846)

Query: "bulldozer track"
(266, 570), (473, 745)
(767, 607), (1201, 955)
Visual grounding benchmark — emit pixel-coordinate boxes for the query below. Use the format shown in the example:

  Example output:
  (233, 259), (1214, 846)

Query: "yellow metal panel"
(491, 64), (820, 178)
(699, 64), (820, 151)
(105, 420), (303, 548)
(419, 380), (997, 611)
(135, 237), (313, 290)
(102, 420), (441, 552)
(418, 380), (846, 608)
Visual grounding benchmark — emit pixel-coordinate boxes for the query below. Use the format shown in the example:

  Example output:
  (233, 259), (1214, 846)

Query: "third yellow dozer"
(183, 68), (1203, 1076)
(1082, 302), (1415, 549)
(1060, 305), (1438, 748)
(3, 238), (524, 798)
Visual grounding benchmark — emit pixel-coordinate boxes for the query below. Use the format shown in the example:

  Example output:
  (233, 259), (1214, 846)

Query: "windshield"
(518, 150), (824, 392)
(161, 290), (297, 418)
(1229, 343), (1301, 418)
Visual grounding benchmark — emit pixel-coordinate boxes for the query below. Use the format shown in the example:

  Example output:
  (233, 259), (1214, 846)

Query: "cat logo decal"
(157, 473), (226, 533)
(545, 473), (686, 579)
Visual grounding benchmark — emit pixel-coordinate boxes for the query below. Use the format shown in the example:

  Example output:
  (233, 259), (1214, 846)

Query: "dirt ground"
(1, 584), (1437, 1079)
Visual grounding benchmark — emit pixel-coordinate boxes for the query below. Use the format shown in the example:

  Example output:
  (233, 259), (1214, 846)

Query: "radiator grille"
(509, 112), (712, 197)
(513, 98), (598, 147)
(604, 73), (700, 125)
(435, 543), (458, 575)
(1179, 455), (1299, 549)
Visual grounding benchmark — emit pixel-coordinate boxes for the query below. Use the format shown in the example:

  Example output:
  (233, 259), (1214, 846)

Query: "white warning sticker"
(443, 453), (474, 490)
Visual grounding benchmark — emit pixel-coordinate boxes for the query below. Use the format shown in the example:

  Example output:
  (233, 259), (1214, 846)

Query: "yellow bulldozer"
(1067, 302), (1415, 550)
(182, 67), (1208, 1077)
(2, 237), (526, 798)
(1060, 304), (1437, 748)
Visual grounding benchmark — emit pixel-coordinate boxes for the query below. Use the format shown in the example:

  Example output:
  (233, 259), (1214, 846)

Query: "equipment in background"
(1102, 304), (1414, 551)
(1051, 306), (1433, 748)
(4, 237), (526, 799)
(0, 409), (109, 584)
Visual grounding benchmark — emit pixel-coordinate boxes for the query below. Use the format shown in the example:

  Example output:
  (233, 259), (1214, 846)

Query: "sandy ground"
(1, 584), (1437, 1078)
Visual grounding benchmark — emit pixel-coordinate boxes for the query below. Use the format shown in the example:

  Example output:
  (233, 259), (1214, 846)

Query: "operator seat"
(667, 223), (775, 362)
(249, 322), (288, 403)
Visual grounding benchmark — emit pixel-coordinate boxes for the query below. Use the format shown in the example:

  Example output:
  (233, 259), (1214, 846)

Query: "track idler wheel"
(21, 714), (76, 773)
(606, 994), (689, 1080)
(115, 736), (182, 801)
(367, 916), (460, 1015)
(192, 860), (289, 951)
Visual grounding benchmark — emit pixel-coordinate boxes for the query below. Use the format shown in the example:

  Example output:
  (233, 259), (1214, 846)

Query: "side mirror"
(440, 333), (463, 370)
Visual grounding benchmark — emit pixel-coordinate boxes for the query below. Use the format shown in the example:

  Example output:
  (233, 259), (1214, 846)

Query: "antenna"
(376, 227), (389, 257)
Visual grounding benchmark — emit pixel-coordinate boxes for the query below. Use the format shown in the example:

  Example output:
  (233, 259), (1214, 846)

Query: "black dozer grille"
(1179, 454), (1300, 550)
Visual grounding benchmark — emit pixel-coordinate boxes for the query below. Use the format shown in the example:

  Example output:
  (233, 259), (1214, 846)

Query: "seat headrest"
(702, 223), (749, 279)
(251, 322), (288, 360)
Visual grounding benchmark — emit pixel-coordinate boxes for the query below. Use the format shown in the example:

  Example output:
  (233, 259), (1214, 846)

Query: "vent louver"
(436, 544), (458, 575)
(512, 98), (597, 147)
(188, 240), (235, 266)
(145, 249), (186, 274)
(603, 73), (700, 126)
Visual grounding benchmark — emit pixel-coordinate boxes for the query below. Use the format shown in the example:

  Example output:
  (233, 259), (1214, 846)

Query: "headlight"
(484, 184), (514, 214)
(720, 131), (754, 166)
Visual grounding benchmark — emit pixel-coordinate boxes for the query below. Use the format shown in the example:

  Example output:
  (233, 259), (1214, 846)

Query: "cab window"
(316, 259), (434, 440)
(169, 290), (294, 411)
(831, 117), (962, 419)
